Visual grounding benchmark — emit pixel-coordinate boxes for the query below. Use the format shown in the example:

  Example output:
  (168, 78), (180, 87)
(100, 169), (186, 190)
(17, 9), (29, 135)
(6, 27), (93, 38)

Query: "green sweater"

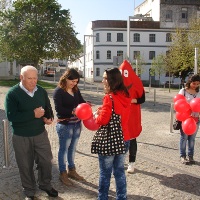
(4, 84), (52, 137)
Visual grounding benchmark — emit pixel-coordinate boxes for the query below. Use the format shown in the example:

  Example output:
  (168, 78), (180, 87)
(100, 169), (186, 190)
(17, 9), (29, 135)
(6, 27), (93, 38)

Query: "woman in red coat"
(94, 68), (131, 200)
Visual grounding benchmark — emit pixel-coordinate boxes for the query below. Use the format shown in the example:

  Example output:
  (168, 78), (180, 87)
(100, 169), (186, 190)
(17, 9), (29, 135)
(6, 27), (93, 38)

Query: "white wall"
(0, 60), (17, 78)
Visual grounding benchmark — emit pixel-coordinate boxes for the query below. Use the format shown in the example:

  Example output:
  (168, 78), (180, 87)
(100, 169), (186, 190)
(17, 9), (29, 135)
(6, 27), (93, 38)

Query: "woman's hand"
(131, 98), (137, 104)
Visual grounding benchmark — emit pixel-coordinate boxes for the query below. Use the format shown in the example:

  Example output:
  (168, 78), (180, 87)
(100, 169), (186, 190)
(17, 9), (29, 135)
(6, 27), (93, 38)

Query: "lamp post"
(194, 47), (198, 74)
(83, 34), (96, 90)
(53, 59), (56, 83)
(127, 15), (146, 61)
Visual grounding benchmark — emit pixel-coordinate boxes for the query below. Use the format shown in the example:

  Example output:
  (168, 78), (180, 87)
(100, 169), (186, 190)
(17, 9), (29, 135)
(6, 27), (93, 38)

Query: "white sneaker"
(127, 162), (135, 173)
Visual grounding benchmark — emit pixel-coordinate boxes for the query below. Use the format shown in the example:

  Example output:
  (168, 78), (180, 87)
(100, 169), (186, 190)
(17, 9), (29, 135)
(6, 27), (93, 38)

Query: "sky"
(57, 0), (144, 43)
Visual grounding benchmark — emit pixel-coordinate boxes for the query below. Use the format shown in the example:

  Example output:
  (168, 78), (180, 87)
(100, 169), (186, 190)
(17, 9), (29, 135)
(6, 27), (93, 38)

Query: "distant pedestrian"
(92, 68), (131, 200)
(179, 74), (200, 165)
(53, 68), (88, 186)
(4, 65), (58, 200)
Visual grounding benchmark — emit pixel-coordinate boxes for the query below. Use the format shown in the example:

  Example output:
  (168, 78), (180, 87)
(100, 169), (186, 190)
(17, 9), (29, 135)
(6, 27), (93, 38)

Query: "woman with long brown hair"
(53, 68), (87, 186)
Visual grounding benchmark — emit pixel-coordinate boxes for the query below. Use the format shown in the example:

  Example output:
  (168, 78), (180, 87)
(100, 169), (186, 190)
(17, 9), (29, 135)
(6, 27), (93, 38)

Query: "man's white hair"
(20, 65), (37, 76)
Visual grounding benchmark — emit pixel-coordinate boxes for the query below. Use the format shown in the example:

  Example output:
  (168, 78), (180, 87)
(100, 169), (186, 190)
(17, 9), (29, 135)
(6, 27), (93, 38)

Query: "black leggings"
(129, 138), (137, 162)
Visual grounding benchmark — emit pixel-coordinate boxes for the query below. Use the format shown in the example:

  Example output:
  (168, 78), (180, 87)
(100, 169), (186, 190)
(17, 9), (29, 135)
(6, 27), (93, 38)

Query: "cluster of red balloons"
(173, 94), (200, 135)
(75, 103), (99, 131)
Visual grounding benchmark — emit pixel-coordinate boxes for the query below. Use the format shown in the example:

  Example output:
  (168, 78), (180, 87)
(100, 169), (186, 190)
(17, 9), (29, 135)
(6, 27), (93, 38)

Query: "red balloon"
(83, 115), (100, 131)
(173, 94), (185, 103)
(182, 117), (197, 135)
(175, 109), (191, 121)
(174, 99), (190, 113)
(75, 103), (92, 120)
(190, 98), (200, 112)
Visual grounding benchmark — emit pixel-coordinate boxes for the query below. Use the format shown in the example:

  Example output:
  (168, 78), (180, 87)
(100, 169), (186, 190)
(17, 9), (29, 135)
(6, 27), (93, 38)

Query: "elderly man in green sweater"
(4, 65), (58, 200)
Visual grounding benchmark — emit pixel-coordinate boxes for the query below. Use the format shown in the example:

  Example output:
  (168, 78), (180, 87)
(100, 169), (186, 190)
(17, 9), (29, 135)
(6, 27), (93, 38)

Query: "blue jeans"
(56, 121), (82, 172)
(98, 141), (130, 200)
(180, 122), (199, 157)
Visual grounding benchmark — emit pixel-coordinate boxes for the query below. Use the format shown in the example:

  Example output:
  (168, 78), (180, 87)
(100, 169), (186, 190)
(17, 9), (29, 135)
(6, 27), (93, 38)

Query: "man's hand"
(43, 117), (53, 125)
(34, 107), (45, 118)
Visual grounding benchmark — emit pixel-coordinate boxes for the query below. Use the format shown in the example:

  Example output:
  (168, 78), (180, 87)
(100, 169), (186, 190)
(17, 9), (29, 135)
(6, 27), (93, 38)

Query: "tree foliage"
(166, 18), (200, 81)
(150, 54), (166, 85)
(0, 0), (82, 67)
(131, 55), (145, 76)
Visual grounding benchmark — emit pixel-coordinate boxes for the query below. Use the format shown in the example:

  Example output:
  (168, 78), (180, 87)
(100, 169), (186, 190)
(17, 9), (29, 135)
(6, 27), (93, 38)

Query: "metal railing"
(2, 119), (9, 168)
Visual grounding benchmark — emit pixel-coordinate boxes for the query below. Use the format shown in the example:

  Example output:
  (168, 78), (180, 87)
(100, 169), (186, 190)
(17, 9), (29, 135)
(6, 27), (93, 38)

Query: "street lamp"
(83, 34), (96, 90)
(194, 47), (198, 74)
(127, 15), (146, 70)
(53, 59), (56, 83)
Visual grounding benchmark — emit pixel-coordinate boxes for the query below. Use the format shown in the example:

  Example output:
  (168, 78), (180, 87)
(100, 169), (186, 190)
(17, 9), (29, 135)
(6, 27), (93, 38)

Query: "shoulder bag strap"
(108, 94), (114, 112)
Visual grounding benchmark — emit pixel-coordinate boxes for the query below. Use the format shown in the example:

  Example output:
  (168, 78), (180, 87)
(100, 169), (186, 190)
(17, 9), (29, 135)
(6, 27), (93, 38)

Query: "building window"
(166, 33), (172, 42)
(181, 8), (188, 22)
(96, 33), (100, 42)
(149, 51), (155, 60)
(166, 10), (172, 22)
(149, 34), (155, 42)
(133, 51), (140, 60)
(117, 51), (123, 57)
(134, 33), (140, 42)
(107, 50), (111, 59)
(117, 33), (123, 42)
(96, 68), (100, 76)
(96, 50), (100, 59)
(107, 33), (111, 41)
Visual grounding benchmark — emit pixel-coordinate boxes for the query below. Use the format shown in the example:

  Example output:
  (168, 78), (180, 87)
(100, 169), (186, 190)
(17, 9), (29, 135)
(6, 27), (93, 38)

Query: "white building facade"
(80, 20), (174, 85)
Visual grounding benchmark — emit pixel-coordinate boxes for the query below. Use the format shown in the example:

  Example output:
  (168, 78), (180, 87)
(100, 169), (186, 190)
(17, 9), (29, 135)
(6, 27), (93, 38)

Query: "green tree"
(166, 18), (200, 81)
(150, 54), (166, 86)
(131, 55), (145, 76)
(0, 0), (82, 67)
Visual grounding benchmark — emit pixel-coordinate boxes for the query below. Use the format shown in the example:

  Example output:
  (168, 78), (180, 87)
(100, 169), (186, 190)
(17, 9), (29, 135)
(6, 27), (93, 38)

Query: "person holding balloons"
(93, 68), (131, 200)
(178, 74), (200, 165)
(53, 68), (89, 186)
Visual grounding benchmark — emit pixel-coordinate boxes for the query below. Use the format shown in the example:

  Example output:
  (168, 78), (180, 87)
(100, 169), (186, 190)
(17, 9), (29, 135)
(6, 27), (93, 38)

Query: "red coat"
(95, 92), (131, 141)
(119, 60), (144, 139)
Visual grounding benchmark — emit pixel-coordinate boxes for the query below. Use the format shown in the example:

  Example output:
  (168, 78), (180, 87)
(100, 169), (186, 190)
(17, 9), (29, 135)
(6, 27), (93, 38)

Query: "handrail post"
(170, 103), (174, 133)
(153, 89), (156, 106)
(2, 119), (10, 168)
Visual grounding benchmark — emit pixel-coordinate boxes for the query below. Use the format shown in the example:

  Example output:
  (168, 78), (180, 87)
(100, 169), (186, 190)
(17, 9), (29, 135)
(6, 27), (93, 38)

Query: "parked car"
(44, 67), (56, 77)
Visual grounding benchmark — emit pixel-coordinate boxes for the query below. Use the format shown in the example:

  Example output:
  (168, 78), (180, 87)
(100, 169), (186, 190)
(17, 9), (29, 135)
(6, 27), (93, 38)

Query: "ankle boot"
(68, 168), (85, 181)
(59, 171), (73, 186)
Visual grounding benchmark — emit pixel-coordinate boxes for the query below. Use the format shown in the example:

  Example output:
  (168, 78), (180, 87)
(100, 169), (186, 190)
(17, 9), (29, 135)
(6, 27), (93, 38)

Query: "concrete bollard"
(2, 119), (10, 168)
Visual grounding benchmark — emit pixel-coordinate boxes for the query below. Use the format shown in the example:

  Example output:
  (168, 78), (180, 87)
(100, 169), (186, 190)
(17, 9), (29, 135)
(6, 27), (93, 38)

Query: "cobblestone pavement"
(1, 86), (200, 200)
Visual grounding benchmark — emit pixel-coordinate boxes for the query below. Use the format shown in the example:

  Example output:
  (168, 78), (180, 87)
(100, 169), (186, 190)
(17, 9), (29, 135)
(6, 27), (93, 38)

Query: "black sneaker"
(188, 156), (195, 164)
(39, 187), (58, 197)
(180, 156), (190, 165)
